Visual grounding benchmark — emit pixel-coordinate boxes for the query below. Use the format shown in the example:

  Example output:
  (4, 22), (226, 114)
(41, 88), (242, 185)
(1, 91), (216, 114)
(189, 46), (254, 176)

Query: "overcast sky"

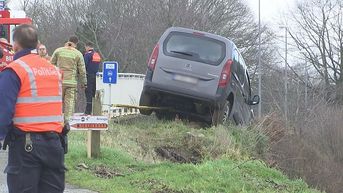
(246, 0), (302, 66)
(7, 0), (21, 10)
(246, 0), (297, 27)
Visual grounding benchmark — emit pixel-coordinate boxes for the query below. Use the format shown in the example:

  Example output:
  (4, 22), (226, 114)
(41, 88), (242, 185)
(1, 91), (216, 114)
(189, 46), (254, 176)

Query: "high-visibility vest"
(6, 54), (63, 133)
(91, 52), (101, 63)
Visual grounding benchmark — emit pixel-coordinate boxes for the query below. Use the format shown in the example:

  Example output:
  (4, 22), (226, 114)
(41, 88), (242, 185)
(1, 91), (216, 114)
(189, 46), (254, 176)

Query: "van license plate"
(174, 74), (198, 84)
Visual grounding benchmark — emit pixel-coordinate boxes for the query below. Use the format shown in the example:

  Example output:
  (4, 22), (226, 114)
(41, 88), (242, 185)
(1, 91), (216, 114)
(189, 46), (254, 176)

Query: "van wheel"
(155, 111), (176, 121)
(139, 92), (153, 115)
(212, 101), (231, 126)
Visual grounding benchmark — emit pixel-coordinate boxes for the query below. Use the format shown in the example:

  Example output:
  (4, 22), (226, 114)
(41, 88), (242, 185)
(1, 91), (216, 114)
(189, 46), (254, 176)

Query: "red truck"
(0, 9), (32, 71)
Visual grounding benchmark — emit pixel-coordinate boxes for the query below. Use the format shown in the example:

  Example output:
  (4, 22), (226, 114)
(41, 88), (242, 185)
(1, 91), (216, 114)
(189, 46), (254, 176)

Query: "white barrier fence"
(96, 73), (145, 117)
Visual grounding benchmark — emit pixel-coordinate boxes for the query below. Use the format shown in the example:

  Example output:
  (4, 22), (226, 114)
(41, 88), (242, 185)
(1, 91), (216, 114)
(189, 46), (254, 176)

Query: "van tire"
(139, 92), (153, 115)
(155, 111), (176, 121)
(212, 101), (231, 126)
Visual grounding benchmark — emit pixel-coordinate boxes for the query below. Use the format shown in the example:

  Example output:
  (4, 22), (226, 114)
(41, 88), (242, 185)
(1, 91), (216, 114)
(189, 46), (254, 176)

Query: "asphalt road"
(0, 151), (96, 193)
(0, 151), (7, 193)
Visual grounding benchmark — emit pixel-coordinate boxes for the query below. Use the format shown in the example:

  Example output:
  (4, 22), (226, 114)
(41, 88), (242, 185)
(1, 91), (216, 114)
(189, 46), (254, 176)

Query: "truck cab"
(0, 9), (32, 71)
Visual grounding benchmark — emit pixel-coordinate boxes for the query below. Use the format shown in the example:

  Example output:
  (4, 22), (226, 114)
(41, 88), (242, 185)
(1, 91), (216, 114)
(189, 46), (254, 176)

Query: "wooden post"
(87, 91), (102, 158)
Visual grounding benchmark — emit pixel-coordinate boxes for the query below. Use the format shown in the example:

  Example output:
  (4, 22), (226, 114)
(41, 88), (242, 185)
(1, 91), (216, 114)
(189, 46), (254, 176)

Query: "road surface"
(0, 151), (96, 193)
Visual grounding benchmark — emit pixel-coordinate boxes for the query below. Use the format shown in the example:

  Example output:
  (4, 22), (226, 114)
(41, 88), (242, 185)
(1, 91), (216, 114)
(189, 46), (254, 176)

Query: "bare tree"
(25, 0), (277, 75)
(289, 0), (343, 103)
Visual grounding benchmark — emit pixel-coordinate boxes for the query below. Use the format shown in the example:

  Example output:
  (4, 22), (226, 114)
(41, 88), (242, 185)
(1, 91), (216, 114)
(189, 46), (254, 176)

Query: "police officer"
(0, 24), (65, 193)
(84, 42), (101, 115)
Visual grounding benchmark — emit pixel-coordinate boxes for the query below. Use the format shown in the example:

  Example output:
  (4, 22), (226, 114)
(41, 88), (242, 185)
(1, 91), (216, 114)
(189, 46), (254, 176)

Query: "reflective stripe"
(16, 59), (38, 97)
(54, 66), (63, 95)
(17, 96), (62, 103)
(62, 80), (77, 85)
(13, 115), (63, 124)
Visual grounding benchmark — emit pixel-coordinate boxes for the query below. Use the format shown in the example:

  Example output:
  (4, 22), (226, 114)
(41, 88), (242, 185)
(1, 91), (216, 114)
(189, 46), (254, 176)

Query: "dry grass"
(258, 105), (343, 193)
(296, 103), (343, 162)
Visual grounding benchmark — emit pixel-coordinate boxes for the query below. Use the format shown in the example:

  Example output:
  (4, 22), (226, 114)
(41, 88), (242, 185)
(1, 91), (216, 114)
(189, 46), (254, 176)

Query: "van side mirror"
(249, 95), (260, 105)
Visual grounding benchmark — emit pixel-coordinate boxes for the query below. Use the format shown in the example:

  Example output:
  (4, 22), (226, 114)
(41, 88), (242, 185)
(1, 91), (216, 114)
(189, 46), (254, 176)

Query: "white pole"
(108, 84), (112, 117)
(305, 60), (308, 110)
(284, 27), (288, 126)
(258, 0), (262, 117)
(109, 80), (112, 117)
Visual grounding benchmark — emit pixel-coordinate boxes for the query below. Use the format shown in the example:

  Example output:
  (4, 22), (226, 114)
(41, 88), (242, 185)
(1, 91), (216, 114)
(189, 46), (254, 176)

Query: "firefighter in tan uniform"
(51, 36), (87, 122)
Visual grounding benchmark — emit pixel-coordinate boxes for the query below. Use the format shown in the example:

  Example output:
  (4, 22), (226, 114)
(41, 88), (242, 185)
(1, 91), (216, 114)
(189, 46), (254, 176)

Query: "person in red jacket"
(0, 24), (65, 193)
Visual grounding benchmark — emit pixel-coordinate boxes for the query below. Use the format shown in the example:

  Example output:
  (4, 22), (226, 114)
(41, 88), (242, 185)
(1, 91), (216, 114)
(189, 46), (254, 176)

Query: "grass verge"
(65, 116), (320, 193)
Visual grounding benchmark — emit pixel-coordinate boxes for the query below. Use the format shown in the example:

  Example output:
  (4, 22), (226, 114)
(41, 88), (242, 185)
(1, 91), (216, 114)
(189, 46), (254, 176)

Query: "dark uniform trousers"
(5, 131), (65, 193)
(85, 73), (97, 115)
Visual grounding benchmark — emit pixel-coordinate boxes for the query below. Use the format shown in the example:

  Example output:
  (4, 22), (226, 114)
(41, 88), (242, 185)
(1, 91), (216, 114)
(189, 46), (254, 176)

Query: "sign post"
(70, 92), (108, 158)
(102, 61), (118, 115)
(89, 91), (104, 158)
(72, 62), (117, 158)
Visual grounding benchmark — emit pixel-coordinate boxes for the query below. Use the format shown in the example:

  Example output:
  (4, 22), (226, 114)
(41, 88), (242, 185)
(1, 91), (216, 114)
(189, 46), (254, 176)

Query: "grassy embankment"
(65, 116), (320, 193)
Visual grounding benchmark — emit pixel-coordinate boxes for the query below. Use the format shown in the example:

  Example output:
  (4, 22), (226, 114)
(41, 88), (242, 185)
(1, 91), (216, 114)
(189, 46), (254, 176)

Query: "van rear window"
(163, 31), (226, 65)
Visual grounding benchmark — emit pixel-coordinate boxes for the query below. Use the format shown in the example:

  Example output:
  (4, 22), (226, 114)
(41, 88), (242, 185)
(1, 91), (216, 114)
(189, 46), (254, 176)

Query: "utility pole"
(300, 51), (308, 111)
(305, 59), (308, 110)
(280, 26), (288, 126)
(258, 0), (262, 118)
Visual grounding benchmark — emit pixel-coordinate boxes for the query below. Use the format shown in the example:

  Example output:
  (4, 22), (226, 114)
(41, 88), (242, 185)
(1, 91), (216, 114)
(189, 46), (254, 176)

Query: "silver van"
(139, 27), (259, 125)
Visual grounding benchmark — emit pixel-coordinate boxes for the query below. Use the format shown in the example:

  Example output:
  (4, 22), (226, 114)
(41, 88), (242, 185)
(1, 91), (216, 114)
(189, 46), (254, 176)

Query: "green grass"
(65, 116), (320, 193)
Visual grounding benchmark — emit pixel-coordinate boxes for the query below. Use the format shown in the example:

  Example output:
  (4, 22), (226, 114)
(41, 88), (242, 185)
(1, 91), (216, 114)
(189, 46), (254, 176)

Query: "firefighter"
(37, 43), (51, 61)
(84, 42), (101, 115)
(51, 36), (87, 122)
(0, 24), (65, 193)
(0, 38), (10, 71)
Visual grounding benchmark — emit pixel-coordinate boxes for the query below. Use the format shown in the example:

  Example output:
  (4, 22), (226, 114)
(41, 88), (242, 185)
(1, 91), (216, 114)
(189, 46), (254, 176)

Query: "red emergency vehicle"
(0, 9), (32, 71)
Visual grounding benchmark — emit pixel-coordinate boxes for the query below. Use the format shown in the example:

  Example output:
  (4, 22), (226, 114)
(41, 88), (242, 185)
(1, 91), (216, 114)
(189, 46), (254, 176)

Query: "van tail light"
(148, 44), (159, 71)
(218, 59), (233, 88)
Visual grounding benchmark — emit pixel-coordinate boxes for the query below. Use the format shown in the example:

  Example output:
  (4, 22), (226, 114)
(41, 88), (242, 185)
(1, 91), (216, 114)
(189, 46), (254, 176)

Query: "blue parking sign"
(103, 61), (118, 84)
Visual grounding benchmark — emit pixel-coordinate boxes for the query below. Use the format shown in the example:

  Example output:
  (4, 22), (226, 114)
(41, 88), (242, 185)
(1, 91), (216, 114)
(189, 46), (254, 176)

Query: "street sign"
(0, 2), (5, 10)
(69, 115), (109, 130)
(103, 61), (118, 84)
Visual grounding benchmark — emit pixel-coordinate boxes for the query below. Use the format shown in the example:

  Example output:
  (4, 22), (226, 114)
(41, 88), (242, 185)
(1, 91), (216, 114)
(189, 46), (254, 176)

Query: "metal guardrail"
(102, 104), (173, 118)
(103, 107), (141, 118)
(96, 72), (145, 80)
(95, 72), (145, 118)
(99, 99), (143, 118)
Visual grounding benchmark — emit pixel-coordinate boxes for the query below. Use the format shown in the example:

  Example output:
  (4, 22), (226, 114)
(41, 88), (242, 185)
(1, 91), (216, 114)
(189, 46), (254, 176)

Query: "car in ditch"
(139, 27), (260, 125)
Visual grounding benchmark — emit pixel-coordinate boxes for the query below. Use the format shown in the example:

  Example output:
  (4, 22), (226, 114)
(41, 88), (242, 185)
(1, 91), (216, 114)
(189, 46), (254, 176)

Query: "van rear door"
(152, 31), (227, 97)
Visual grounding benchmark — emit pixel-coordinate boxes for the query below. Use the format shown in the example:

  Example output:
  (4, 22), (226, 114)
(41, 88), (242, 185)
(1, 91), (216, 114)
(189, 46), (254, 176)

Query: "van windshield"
(163, 31), (226, 65)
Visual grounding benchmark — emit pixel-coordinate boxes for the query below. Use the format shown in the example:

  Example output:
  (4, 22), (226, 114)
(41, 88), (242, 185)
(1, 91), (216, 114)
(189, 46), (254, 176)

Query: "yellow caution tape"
(110, 104), (172, 110)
